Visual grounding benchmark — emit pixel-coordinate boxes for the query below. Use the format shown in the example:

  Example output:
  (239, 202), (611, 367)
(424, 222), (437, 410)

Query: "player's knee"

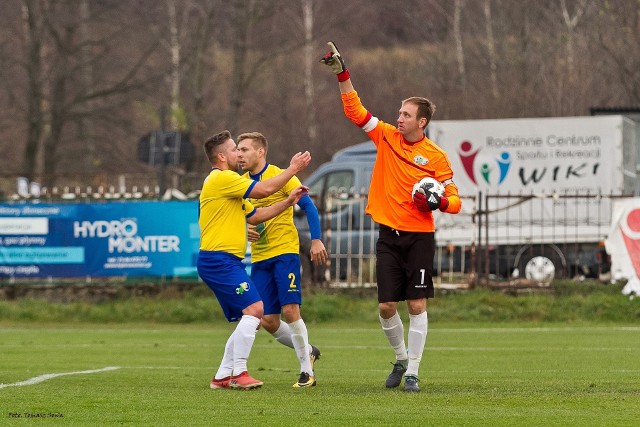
(407, 298), (427, 315)
(243, 301), (264, 319)
(260, 314), (280, 333)
(378, 302), (398, 319)
(281, 304), (301, 323)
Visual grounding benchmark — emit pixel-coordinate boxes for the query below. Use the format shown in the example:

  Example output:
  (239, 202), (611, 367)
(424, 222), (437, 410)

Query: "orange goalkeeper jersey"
(341, 90), (461, 232)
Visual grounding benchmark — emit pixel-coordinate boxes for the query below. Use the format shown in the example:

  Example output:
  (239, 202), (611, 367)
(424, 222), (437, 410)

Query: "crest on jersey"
(414, 155), (429, 166)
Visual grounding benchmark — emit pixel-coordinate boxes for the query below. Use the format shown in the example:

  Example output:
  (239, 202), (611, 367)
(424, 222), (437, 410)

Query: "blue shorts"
(251, 254), (302, 316)
(197, 250), (261, 322)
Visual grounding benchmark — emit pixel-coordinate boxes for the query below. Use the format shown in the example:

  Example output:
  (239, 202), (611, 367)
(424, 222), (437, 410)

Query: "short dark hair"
(403, 97), (436, 126)
(237, 132), (268, 154)
(204, 130), (232, 163)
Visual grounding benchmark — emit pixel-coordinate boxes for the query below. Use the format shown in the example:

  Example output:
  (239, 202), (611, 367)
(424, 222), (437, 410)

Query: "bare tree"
(78, 0), (96, 173)
(227, 0), (253, 135)
(484, 0), (499, 100)
(20, 0), (45, 181)
(560, 0), (589, 82)
(592, 0), (640, 104)
(225, 0), (307, 137)
(17, 1), (159, 184)
(2, 0), (640, 196)
(187, 0), (222, 172)
(453, 0), (466, 89)
(167, 0), (181, 130)
(302, 0), (318, 149)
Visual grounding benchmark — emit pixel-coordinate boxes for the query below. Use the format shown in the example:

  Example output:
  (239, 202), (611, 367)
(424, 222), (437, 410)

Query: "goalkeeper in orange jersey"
(321, 42), (462, 392)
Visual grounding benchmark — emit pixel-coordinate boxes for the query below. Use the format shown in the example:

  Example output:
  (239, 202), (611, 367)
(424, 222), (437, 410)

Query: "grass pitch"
(1, 321), (639, 426)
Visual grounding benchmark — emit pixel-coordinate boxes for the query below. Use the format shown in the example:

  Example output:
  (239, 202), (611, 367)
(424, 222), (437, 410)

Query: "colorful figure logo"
(619, 207), (640, 277)
(413, 155), (428, 166)
(235, 282), (250, 295)
(458, 141), (511, 187)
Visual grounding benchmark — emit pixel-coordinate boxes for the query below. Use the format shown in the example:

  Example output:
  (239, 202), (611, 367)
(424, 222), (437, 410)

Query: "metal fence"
(474, 192), (627, 286)
(1, 182), (628, 289)
(0, 172), (205, 202)
(321, 194), (377, 288)
(311, 192), (473, 289)
(314, 191), (629, 289)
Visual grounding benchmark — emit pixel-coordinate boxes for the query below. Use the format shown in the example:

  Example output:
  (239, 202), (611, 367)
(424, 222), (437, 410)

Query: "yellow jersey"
(242, 164), (301, 262)
(199, 168), (256, 258)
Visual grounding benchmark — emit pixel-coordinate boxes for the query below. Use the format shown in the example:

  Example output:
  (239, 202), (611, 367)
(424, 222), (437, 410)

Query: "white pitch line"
(0, 366), (120, 389)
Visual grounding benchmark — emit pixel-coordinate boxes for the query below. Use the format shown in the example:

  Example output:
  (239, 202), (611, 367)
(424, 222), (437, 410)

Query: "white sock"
(289, 319), (313, 374)
(406, 311), (428, 377)
(379, 312), (407, 360)
(214, 334), (234, 379)
(232, 315), (260, 376)
(272, 320), (294, 348)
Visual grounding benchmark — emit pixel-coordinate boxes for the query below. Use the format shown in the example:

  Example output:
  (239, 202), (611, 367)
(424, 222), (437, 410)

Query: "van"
(295, 141), (378, 284)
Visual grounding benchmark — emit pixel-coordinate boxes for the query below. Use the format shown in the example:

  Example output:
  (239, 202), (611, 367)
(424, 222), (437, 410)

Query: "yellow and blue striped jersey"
(243, 164), (301, 262)
(199, 168), (256, 258)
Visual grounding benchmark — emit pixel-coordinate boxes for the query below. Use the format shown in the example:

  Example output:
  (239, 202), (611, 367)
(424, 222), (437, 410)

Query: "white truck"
(429, 115), (640, 282)
(297, 114), (640, 284)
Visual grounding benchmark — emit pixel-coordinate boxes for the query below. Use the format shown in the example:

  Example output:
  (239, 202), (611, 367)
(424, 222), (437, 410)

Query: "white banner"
(605, 198), (640, 297)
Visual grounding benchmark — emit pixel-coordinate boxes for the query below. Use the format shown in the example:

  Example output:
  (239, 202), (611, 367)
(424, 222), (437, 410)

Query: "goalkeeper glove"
(413, 188), (449, 212)
(320, 41), (350, 82)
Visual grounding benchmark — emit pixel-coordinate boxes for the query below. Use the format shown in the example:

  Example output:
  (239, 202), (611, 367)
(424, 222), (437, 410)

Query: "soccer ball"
(412, 177), (445, 198)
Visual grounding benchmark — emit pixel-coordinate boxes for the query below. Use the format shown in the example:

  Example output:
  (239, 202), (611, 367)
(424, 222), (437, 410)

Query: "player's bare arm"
(247, 185), (309, 225)
(249, 151), (311, 199)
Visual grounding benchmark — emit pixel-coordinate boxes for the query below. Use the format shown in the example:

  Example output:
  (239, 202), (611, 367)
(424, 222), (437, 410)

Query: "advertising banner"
(429, 115), (627, 196)
(605, 198), (640, 297)
(0, 201), (200, 278)
(426, 115), (632, 246)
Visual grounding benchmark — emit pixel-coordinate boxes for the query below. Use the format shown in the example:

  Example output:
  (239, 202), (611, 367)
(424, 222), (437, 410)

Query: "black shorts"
(376, 224), (435, 303)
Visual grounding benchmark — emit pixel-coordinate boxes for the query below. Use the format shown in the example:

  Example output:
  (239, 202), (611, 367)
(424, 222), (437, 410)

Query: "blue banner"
(0, 201), (201, 278)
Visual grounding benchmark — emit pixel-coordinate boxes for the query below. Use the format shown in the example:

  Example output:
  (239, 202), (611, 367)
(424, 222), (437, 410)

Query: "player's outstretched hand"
(320, 42), (346, 73)
(289, 151), (311, 173)
(287, 185), (309, 206)
(320, 42), (350, 81)
(310, 239), (328, 266)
